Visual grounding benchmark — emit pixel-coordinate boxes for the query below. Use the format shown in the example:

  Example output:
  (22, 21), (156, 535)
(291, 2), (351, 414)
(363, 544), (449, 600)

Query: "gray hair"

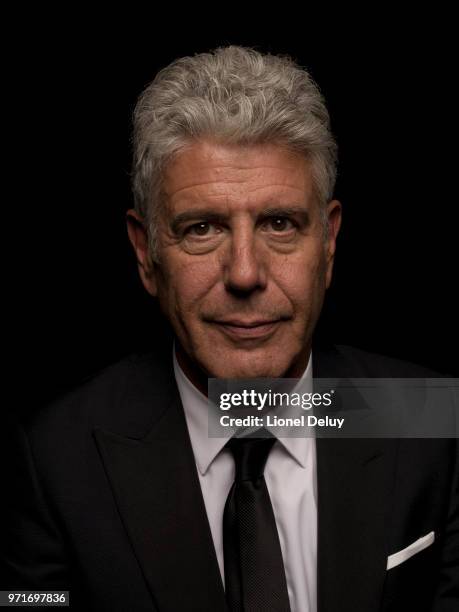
(131, 45), (338, 259)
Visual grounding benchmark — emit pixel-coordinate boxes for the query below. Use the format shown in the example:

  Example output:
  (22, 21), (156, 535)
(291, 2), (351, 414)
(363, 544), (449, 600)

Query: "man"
(3, 46), (458, 611)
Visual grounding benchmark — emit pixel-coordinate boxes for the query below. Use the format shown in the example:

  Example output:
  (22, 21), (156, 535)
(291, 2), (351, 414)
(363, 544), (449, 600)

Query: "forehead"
(162, 140), (314, 213)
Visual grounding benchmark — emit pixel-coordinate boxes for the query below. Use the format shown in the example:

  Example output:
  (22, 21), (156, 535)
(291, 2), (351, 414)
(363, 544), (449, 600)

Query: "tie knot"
(226, 434), (276, 482)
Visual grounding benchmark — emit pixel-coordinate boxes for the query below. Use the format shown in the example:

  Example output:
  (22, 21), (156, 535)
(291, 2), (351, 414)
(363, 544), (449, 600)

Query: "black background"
(12, 11), (458, 413)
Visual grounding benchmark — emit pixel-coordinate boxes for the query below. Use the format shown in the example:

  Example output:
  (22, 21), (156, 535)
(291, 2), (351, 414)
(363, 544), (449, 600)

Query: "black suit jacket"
(2, 345), (458, 611)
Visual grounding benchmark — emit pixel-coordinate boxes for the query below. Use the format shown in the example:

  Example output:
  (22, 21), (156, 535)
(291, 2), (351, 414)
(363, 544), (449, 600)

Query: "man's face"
(128, 140), (341, 385)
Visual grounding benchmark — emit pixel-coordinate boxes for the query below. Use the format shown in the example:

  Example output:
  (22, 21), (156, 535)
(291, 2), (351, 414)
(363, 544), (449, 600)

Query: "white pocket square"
(386, 531), (435, 570)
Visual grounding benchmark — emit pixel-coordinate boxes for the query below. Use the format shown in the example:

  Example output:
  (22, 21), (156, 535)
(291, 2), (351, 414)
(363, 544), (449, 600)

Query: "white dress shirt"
(173, 349), (318, 612)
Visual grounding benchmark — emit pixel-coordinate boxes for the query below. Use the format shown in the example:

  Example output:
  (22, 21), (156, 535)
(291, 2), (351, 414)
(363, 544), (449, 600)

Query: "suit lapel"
(316, 437), (397, 612)
(94, 388), (227, 612)
(314, 346), (397, 612)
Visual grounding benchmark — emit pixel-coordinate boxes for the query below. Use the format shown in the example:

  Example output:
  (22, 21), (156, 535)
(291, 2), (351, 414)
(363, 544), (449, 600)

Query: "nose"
(223, 226), (267, 294)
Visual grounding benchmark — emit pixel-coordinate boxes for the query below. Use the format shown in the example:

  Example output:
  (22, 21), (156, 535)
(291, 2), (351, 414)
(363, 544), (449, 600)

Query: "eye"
(264, 216), (295, 232)
(186, 221), (221, 237)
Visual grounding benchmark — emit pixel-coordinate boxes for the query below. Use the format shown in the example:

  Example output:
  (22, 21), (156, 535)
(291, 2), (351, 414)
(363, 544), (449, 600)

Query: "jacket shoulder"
(23, 351), (176, 441)
(314, 344), (443, 377)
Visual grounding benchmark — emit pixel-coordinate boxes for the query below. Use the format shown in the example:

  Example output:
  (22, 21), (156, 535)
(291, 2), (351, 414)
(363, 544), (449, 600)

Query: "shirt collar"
(173, 345), (313, 474)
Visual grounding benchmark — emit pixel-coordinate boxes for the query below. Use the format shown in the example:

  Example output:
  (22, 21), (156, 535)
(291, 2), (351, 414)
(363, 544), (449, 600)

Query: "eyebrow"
(170, 205), (310, 233)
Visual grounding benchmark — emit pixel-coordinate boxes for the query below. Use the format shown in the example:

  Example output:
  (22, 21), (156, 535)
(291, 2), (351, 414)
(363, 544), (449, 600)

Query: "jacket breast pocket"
(381, 532), (440, 612)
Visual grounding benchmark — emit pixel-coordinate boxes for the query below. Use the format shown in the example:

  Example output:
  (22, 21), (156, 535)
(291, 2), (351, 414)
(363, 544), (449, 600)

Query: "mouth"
(210, 319), (284, 340)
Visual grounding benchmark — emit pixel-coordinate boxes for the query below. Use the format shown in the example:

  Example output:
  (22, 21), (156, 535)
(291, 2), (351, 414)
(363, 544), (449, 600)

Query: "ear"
(324, 199), (342, 289)
(126, 209), (157, 297)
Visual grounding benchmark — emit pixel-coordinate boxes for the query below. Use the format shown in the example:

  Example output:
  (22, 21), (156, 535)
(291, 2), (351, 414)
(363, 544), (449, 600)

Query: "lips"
(211, 318), (283, 340)
(217, 319), (278, 328)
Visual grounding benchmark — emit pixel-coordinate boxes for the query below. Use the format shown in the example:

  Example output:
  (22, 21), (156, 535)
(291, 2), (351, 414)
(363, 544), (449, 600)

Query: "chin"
(203, 352), (295, 380)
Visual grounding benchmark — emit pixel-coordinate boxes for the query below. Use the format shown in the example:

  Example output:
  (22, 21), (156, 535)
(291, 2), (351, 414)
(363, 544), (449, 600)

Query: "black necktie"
(223, 434), (291, 612)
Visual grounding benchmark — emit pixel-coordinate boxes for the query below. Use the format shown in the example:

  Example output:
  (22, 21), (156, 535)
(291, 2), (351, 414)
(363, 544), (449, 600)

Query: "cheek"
(157, 256), (221, 314)
(273, 246), (327, 309)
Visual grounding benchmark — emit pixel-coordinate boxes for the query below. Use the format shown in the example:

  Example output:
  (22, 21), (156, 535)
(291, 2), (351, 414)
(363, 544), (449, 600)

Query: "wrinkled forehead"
(160, 140), (316, 217)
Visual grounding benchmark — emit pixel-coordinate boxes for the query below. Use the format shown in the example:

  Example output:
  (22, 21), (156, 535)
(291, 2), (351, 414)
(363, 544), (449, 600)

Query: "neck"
(175, 343), (210, 397)
(174, 340), (312, 397)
